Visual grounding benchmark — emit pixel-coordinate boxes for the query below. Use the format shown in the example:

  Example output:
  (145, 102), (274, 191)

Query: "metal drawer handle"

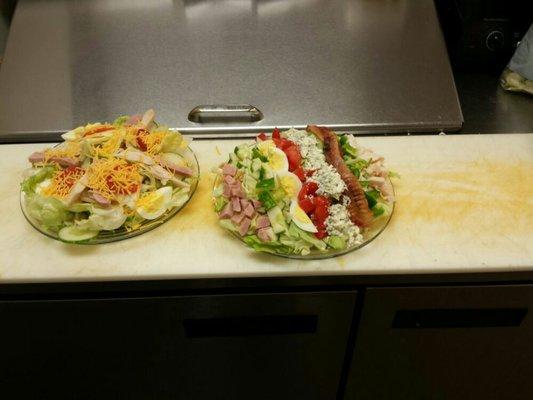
(188, 104), (263, 123)
(392, 308), (527, 329)
(183, 315), (318, 338)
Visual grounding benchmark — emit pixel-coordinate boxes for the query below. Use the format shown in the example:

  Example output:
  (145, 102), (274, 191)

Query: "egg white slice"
(289, 199), (318, 233)
(277, 171), (302, 199)
(136, 186), (173, 220)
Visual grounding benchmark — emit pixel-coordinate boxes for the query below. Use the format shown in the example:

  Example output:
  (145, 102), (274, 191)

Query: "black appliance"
(436, 0), (532, 71)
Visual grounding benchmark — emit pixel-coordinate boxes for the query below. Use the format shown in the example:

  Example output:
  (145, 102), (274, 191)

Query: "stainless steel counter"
(455, 71), (533, 134)
(0, 0), (462, 142)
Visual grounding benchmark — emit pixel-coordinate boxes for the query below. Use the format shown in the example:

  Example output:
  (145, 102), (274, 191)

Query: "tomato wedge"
(284, 145), (301, 171)
(257, 132), (267, 141)
(315, 230), (328, 239)
(313, 196), (330, 229)
(298, 181), (319, 200)
(299, 197), (315, 213)
(292, 166), (306, 182)
(272, 128), (280, 139)
(136, 129), (149, 151)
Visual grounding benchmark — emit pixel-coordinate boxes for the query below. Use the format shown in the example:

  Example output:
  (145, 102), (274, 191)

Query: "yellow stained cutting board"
(0, 133), (532, 282)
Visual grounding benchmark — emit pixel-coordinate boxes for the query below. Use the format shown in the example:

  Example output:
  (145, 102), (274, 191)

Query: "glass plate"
(20, 146), (199, 244)
(213, 174), (394, 260)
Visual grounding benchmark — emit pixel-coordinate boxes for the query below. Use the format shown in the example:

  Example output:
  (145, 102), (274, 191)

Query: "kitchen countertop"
(454, 71), (533, 134)
(0, 133), (532, 283)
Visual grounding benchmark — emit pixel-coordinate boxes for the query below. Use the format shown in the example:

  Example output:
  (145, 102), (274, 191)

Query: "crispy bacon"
(306, 125), (373, 227)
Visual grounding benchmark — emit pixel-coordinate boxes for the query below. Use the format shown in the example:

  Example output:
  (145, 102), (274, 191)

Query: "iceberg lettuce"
(25, 193), (73, 232)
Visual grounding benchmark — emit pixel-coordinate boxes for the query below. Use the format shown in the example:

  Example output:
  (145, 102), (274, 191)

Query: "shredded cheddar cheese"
(93, 128), (125, 159)
(42, 167), (85, 199)
(43, 141), (81, 163)
(144, 130), (166, 155)
(87, 158), (142, 201)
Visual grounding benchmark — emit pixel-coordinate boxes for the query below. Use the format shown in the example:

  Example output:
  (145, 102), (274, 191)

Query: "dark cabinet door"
(345, 285), (533, 400)
(0, 291), (356, 400)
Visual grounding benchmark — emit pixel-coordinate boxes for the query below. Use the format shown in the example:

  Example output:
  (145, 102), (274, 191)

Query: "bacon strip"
(307, 125), (373, 227)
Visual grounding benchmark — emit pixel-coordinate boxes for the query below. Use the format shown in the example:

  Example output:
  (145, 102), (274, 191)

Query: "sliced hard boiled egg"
(277, 171), (302, 199)
(256, 139), (276, 156)
(35, 178), (52, 195)
(136, 186), (173, 220)
(268, 147), (289, 172)
(289, 199), (318, 233)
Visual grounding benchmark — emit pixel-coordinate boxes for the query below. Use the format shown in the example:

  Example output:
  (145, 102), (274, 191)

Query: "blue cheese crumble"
(325, 204), (363, 247)
(286, 128), (346, 199)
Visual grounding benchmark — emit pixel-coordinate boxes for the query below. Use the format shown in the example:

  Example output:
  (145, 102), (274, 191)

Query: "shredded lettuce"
(75, 206), (126, 231)
(243, 235), (292, 255)
(214, 197), (227, 212)
(113, 115), (129, 126)
(161, 130), (186, 153)
(339, 135), (358, 159)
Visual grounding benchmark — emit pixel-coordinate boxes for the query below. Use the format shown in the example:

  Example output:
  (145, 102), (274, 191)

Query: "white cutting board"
(0, 133), (532, 282)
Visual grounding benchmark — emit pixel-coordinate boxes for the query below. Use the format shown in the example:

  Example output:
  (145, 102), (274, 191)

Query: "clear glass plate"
(213, 174), (394, 260)
(20, 146), (199, 244)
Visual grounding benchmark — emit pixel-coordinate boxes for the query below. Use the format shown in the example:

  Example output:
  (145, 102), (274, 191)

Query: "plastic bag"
(500, 23), (533, 95)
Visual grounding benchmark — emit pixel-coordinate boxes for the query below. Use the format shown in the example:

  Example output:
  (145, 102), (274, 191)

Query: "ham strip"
(28, 151), (45, 164)
(28, 151), (80, 168)
(81, 190), (111, 207)
(159, 159), (194, 177)
(307, 125), (373, 227)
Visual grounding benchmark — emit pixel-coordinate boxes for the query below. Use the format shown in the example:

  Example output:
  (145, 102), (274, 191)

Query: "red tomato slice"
(272, 128), (280, 139)
(299, 197), (315, 214)
(298, 181), (319, 200)
(315, 230), (328, 239)
(136, 129), (149, 151)
(313, 196), (330, 227)
(293, 166), (306, 182)
(284, 145), (302, 171)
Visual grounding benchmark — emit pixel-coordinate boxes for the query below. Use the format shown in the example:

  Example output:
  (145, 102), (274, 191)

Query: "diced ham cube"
(222, 164), (237, 176)
(231, 213), (245, 225)
(256, 215), (270, 229)
(240, 198), (251, 210)
(252, 199), (262, 209)
(231, 186), (245, 198)
(238, 217), (252, 236)
(231, 197), (242, 212)
(223, 183), (232, 198)
(224, 175), (236, 185)
(257, 228), (272, 242)
(218, 203), (233, 219)
(243, 204), (255, 218)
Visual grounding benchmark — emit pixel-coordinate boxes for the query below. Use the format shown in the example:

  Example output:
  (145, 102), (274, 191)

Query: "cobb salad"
(213, 126), (395, 256)
(21, 110), (198, 242)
